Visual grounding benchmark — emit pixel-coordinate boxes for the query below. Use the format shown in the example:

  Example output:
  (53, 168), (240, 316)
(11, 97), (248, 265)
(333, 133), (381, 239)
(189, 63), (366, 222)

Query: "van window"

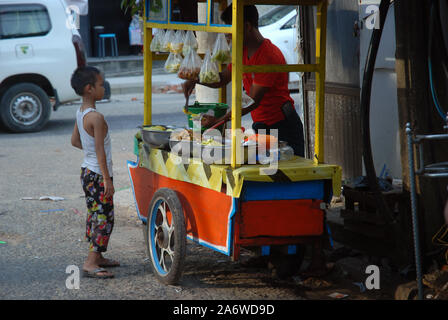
(281, 15), (296, 30)
(0, 4), (51, 39)
(258, 6), (296, 27)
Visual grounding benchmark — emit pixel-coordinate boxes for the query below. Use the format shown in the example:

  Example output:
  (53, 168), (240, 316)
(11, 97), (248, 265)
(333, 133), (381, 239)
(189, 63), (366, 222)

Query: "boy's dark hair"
(221, 4), (259, 28)
(70, 66), (101, 96)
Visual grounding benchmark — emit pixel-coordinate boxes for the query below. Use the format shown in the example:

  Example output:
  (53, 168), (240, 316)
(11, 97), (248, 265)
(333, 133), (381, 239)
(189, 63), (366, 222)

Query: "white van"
(0, 0), (89, 132)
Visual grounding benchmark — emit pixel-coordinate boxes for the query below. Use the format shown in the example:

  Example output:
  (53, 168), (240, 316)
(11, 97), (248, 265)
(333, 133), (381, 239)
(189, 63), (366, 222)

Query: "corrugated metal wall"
(305, 84), (362, 180)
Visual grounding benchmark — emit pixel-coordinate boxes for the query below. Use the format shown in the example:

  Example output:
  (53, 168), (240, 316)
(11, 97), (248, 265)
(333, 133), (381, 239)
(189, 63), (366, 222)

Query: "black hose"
(428, 0), (446, 120)
(440, 0), (448, 57)
(360, 0), (393, 223)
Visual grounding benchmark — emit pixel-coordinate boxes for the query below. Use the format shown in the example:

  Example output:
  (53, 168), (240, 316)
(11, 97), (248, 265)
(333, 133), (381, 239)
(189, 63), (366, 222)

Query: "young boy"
(70, 66), (119, 279)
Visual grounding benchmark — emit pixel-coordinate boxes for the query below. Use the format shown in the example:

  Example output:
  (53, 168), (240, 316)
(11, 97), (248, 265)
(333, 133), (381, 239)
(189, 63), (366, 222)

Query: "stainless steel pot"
(141, 125), (176, 149)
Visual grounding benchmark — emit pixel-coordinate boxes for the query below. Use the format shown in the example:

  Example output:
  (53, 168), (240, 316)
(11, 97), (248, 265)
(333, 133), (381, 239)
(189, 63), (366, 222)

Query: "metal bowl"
(141, 125), (176, 149)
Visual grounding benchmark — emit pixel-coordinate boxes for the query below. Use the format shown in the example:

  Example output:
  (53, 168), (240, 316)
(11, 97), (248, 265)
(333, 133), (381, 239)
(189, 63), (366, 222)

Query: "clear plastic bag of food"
(177, 48), (202, 80)
(211, 33), (231, 64)
(161, 29), (175, 52)
(182, 30), (198, 56)
(170, 30), (184, 54)
(242, 90), (255, 108)
(199, 50), (220, 84)
(150, 29), (165, 52)
(164, 52), (183, 73)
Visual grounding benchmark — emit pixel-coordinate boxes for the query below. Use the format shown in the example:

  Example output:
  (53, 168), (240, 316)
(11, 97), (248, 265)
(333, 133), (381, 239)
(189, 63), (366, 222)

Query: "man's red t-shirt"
(228, 39), (294, 125)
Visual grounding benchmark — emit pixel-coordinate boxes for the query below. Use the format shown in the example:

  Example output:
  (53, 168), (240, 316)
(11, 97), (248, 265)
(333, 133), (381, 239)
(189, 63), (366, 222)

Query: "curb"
(110, 83), (183, 95)
(108, 74), (184, 95)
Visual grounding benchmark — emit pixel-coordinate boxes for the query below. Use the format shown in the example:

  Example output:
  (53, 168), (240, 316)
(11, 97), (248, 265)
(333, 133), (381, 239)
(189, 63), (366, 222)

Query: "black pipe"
(360, 0), (393, 223)
(439, 0), (448, 57)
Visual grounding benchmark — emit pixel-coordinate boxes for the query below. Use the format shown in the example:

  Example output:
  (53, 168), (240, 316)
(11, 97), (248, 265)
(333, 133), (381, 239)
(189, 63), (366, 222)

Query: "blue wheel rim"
(149, 198), (174, 276)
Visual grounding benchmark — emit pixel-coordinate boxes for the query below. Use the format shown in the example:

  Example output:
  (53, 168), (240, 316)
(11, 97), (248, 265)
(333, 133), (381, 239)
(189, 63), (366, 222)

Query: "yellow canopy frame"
(143, 0), (328, 168)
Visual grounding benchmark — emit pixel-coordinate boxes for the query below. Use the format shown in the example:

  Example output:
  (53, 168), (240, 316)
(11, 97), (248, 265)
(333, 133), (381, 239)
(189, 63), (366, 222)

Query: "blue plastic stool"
(98, 33), (118, 57)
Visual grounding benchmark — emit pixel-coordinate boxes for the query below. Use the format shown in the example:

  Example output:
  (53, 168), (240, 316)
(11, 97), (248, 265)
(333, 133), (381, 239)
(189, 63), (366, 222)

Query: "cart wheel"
(145, 188), (186, 285)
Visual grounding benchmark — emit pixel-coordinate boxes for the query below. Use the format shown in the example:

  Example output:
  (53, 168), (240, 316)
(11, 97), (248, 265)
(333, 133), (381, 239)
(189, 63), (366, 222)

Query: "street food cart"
(127, 0), (342, 285)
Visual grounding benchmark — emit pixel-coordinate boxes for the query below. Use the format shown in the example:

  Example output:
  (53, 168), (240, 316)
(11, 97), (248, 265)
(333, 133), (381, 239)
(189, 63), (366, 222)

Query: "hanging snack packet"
(150, 29), (165, 52)
(164, 52), (183, 73)
(182, 30), (198, 56)
(199, 50), (220, 84)
(162, 29), (176, 52)
(211, 33), (231, 64)
(178, 48), (202, 80)
(171, 30), (184, 54)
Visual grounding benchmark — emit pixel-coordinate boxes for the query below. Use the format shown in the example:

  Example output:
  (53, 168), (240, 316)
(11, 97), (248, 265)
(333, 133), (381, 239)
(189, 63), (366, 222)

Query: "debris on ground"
(395, 281), (419, 300)
(423, 267), (448, 299)
(353, 282), (367, 293)
(294, 276), (332, 289)
(169, 285), (182, 293)
(395, 266), (448, 300)
(21, 196), (65, 201)
(328, 292), (349, 299)
(39, 196), (65, 201)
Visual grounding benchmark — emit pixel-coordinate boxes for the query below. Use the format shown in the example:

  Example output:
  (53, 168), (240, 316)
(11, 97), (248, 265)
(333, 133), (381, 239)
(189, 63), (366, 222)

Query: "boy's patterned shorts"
(80, 167), (114, 253)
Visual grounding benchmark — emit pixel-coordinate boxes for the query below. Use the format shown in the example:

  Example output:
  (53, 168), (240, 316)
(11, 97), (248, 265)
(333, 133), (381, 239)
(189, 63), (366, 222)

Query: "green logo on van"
(20, 46), (29, 54)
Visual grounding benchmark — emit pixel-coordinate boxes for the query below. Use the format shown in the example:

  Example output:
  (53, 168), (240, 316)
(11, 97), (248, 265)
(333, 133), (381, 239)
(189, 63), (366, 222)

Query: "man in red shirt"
(182, 4), (304, 157)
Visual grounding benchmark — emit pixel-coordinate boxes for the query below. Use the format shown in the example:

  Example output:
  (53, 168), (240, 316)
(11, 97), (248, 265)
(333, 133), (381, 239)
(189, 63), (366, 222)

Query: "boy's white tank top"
(76, 107), (113, 177)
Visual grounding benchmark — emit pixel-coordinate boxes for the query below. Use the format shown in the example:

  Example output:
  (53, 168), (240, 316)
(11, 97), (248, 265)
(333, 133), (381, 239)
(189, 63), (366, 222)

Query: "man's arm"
(90, 113), (114, 199)
(182, 67), (232, 98)
(71, 122), (82, 150)
(210, 83), (270, 126)
(242, 83), (270, 116)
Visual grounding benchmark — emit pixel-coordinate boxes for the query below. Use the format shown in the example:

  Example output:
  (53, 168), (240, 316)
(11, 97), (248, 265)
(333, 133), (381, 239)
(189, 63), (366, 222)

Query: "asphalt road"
(0, 92), (309, 301)
(0, 92), (403, 302)
(0, 93), (189, 299)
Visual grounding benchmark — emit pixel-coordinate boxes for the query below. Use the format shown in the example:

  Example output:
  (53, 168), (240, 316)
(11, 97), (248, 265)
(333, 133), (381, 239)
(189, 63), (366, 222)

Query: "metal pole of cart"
(406, 123), (424, 300)
(314, 0), (327, 164)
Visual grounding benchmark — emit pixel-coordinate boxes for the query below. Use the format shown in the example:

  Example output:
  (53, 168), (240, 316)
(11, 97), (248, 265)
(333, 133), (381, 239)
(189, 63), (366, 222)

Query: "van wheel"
(0, 83), (51, 132)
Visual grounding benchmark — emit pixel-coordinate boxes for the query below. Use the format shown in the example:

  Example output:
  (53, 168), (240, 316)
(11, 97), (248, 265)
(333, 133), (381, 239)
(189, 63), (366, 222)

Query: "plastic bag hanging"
(199, 50), (220, 84)
(164, 52), (183, 73)
(150, 29), (165, 52)
(211, 33), (231, 64)
(182, 30), (198, 56)
(161, 29), (175, 52)
(178, 48), (202, 80)
(171, 30), (184, 54)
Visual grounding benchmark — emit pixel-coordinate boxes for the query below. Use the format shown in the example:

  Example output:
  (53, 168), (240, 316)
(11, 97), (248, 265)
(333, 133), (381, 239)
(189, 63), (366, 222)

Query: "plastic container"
(279, 145), (295, 161)
(186, 101), (229, 131)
